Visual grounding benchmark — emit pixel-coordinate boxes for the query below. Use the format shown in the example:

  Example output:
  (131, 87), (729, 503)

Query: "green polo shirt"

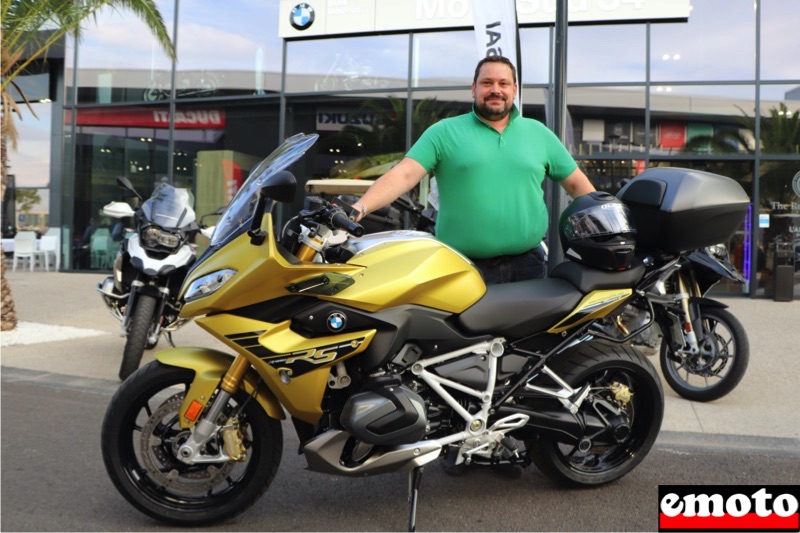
(406, 105), (578, 258)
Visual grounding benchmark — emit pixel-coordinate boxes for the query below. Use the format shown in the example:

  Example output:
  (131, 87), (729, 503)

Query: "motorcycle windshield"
(211, 133), (318, 246)
(142, 184), (196, 229)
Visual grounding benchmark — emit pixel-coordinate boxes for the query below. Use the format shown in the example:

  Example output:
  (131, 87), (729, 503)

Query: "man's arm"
(354, 157), (428, 221)
(559, 167), (595, 199)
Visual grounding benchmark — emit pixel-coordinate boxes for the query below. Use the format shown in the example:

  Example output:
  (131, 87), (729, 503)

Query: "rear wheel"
(527, 341), (663, 486)
(119, 294), (157, 380)
(660, 307), (749, 402)
(101, 361), (283, 525)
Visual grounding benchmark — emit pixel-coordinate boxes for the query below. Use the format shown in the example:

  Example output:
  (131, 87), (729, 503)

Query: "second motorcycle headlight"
(142, 226), (181, 250)
(184, 269), (237, 302)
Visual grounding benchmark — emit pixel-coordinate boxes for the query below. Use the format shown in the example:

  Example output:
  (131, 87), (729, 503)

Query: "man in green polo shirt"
(352, 55), (595, 284)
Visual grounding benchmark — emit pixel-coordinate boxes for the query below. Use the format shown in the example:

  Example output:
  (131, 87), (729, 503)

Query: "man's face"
(472, 62), (517, 121)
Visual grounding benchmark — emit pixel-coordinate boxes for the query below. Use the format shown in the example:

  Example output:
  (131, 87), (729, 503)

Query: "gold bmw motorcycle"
(101, 133), (666, 530)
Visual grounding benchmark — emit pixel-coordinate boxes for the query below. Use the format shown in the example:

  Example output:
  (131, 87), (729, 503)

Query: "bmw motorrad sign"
(279, 0), (689, 39)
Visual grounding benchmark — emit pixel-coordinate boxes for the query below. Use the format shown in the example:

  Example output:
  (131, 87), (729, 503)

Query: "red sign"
(76, 107), (225, 129)
(659, 122), (686, 149)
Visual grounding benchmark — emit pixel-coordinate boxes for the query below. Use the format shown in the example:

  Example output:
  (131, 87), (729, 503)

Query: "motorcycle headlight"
(142, 226), (182, 250)
(708, 243), (728, 260)
(184, 269), (237, 302)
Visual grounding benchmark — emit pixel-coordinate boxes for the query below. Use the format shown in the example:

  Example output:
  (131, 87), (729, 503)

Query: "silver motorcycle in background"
(601, 242), (749, 402)
(596, 172), (751, 402)
(98, 177), (211, 380)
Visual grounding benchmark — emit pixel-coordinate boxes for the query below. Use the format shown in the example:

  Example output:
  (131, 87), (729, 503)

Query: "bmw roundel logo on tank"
(327, 312), (346, 332)
(290, 3), (315, 31)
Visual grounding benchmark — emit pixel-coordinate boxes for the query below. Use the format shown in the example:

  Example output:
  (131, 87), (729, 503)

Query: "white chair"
(90, 228), (113, 269)
(15, 230), (37, 241)
(39, 235), (60, 271)
(12, 233), (46, 272)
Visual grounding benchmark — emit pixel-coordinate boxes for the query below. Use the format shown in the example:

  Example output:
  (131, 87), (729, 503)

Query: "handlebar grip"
(330, 211), (365, 237)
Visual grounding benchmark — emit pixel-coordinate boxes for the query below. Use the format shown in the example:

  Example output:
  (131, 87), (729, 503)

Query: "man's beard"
(475, 97), (511, 121)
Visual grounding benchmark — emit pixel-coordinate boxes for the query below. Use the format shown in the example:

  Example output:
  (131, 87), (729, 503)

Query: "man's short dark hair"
(473, 56), (517, 84)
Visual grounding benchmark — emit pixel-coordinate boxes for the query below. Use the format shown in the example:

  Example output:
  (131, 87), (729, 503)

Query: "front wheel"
(119, 294), (158, 381)
(660, 307), (749, 402)
(527, 341), (663, 486)
(101, 361), (283, 525)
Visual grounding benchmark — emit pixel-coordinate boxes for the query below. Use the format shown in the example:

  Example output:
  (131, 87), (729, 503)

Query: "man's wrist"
(353, 201), (367, 219)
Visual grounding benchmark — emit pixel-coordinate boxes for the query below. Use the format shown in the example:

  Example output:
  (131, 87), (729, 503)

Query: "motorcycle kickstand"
(407, 466), (423, 532)
(167, 331), (175, 348)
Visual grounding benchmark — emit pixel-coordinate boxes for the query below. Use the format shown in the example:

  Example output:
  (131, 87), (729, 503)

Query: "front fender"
(157, 347), (285, 428)
(689, 296), (729, 310)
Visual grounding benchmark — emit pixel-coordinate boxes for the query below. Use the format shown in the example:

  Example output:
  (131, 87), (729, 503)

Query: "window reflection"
(756, 159), (800, 298)
(568, 25), (645, 83)
(519, 28), (551, 85)
(650, 0), (755, 82)
(172, 102), (280, 222)
(175, 0), (283, 98)
(761, 0), (800, 80)
(758, 85), (800, 155)
(75, 0), (175, 104)
(568, 86), (646, 157)
(286, 35), (407, 93)
(72, 105), (170, 268)
(650, 85), (755, 155)
(412, 31), (475, 88)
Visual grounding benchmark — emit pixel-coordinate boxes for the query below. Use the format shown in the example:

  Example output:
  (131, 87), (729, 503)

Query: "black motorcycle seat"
(457, 278), (583, 338)
(549, 258), (646, 295)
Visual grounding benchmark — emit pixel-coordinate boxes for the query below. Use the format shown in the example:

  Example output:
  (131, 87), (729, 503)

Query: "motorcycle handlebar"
(330, 209), (364, 237)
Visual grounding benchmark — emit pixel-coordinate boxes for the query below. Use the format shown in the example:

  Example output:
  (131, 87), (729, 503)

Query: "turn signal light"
(184, 400), (204, 421)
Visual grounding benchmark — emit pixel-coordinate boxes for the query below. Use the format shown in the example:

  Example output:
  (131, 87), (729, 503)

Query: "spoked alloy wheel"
(528, 341), (663, 486)
(101, 362), (282, 525)
(660, 307), (749, 402)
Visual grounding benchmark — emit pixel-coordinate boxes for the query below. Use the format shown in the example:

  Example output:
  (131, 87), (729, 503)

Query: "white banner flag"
(471, 0), (521, 110)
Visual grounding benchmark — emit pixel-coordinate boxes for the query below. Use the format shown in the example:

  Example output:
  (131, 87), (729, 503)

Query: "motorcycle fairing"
(156, 346), (285, 429)
(182, 218), (486, 318)
(126, 234), (196, 275)
(195, 314), (376, 423)
(181, 224), (364, 317)
(547, 288), (632, 333)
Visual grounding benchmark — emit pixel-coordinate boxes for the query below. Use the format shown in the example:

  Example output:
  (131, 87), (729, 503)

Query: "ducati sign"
(658, 485), (800, 532)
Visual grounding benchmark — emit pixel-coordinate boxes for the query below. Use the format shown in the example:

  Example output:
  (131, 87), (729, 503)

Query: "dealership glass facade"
(46, 0), (800, 298)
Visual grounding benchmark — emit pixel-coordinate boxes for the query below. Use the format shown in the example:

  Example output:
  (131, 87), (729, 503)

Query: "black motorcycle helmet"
(559, 191), (637, 271)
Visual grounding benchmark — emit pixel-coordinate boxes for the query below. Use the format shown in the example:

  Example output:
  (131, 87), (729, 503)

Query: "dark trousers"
(469, 245), (547, 285)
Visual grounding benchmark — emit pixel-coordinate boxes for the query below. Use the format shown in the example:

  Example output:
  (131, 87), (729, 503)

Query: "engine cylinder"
(340, 385), (427, 446)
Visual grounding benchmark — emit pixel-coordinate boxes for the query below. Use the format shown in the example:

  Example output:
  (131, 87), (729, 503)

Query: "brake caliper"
(609, 381), (633, 406)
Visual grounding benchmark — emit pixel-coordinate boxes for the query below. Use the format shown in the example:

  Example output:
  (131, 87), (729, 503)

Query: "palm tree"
(1, 0), (175, 331)
(682, 103), (800, 205)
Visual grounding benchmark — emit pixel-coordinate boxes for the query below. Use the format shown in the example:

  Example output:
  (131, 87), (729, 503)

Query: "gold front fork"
(177, 354), (253, 462)
(220, 354), (251, 394)
(295, 242), (318, 262)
